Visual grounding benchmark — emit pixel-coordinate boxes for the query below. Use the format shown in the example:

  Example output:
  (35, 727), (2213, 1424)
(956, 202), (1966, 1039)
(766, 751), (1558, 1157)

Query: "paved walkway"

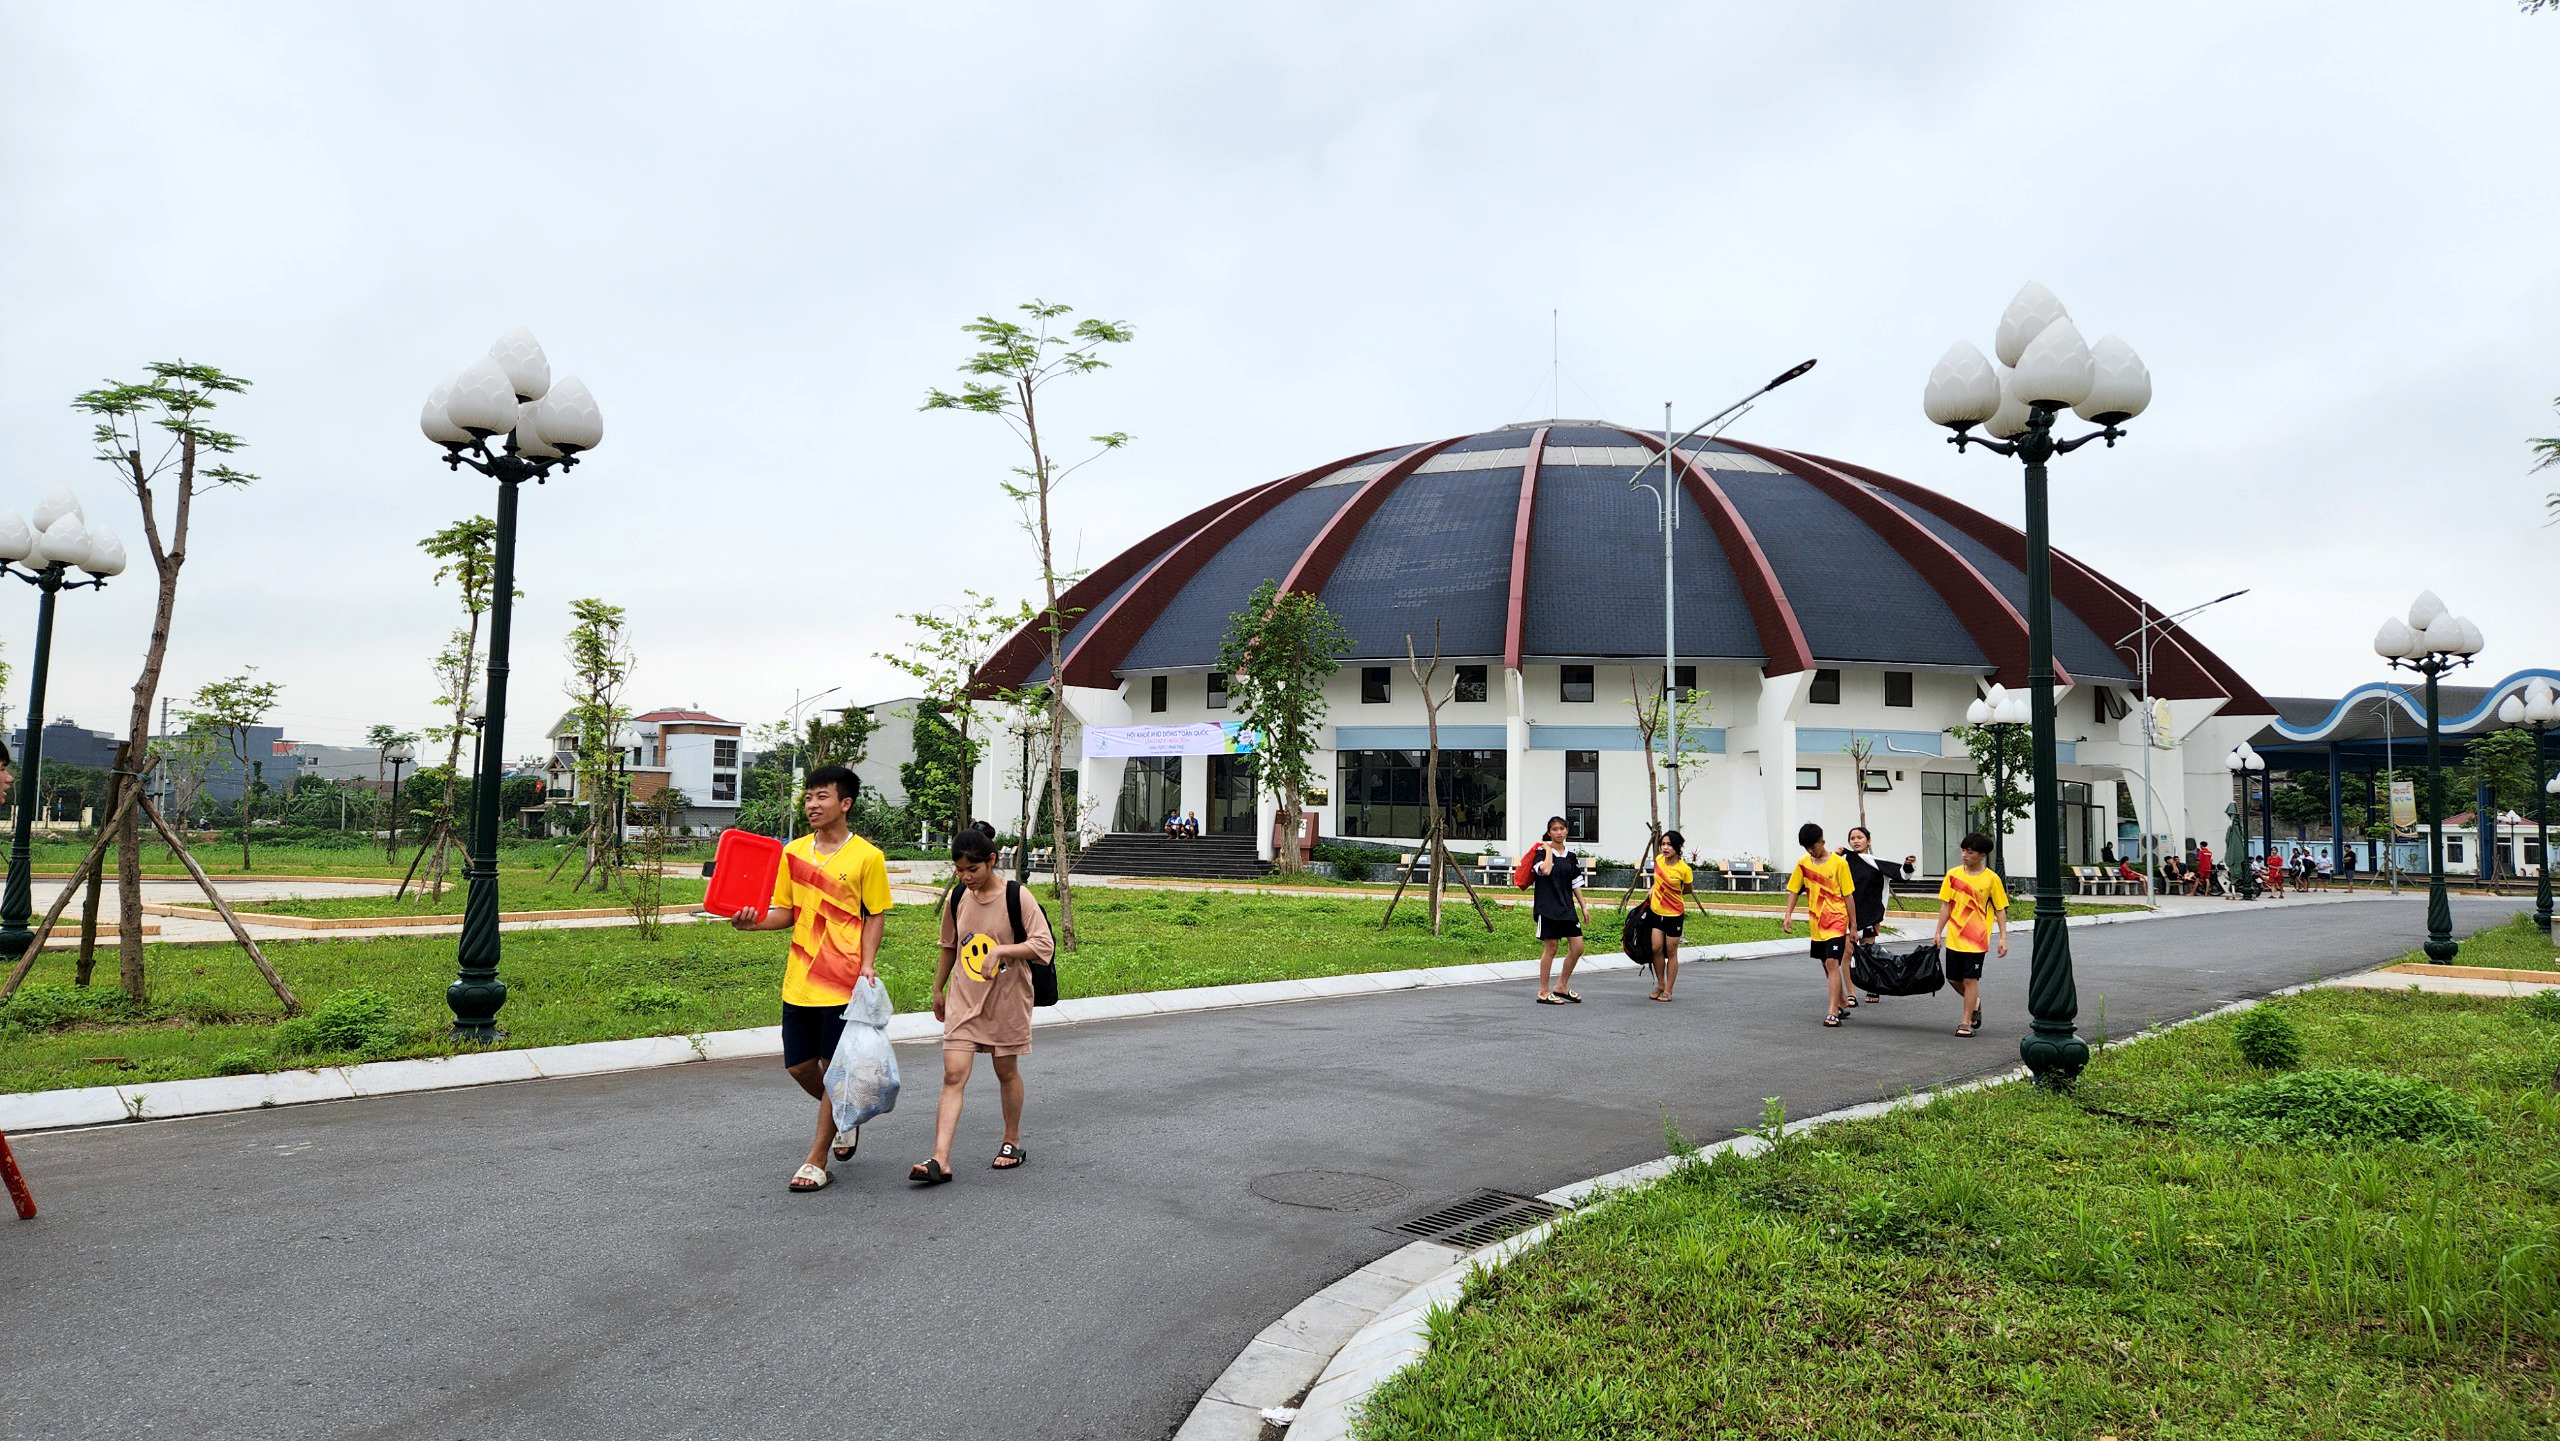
(0, 895), (2530, 1441)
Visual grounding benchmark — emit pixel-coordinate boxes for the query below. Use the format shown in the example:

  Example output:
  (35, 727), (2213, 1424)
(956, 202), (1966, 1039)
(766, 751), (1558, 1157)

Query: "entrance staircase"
(1072, 831), (1269, 881)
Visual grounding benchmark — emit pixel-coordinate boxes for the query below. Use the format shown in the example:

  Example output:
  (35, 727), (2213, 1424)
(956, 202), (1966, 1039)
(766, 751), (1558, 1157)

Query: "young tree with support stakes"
(417, 517), (503, 896)
(923, 299), (1133, 949)
(1621, 671), (1713, 914)
(74, 361), (256, 1003)
(181, 670), (282, 871)
(560, 598), (633, 891)
(1380, 622), (1492, 935)
(1220, 580), (1351, 877)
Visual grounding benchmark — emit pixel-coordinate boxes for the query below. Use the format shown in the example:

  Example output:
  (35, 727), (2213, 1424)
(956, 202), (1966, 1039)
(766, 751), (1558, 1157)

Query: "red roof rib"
(1796, 449), (2265, 710)
(1276, 437), (1468, 597)
(1726, 441), (2049, 689)
(1501, 427), (1549, 670)
(974, 485), (1283, 694)
(1609, 428), (1815, 677)
(1054, 448), (1398, 689)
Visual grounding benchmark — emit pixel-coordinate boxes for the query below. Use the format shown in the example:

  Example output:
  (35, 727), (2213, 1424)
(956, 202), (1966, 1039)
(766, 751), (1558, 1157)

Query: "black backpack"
(945, 880), (1058, 1007)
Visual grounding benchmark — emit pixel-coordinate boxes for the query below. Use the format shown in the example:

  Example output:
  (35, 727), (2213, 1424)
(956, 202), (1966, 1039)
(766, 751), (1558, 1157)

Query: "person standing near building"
(913, 827), (1054, 1185)
(1529, 815), (1588, 1005)
(730, 765), (892, 1194)
(1781, 822), (1856, 1027)
(1932, 831), (2008, 1037)
(1645, 830), (1691, 1001)
(1840, 826), (1917, 1005)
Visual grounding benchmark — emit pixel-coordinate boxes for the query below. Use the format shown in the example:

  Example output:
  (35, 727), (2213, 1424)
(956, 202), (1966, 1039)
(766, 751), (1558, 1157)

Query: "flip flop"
(992, 1142), (1028, 1171)
(1556, 990), (1583, 1003)
(832, 1126), (859, 1162)
(1823, 1011), (1843, 1027)
(908, 1158), (954, 1186)
(1955, 1024), (1976, 1037)
(1536, 994), (1569, 1006)
(789, 1163), (831, 1193)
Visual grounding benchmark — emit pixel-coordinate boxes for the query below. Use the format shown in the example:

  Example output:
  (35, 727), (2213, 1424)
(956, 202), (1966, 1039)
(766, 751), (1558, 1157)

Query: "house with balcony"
(542, 706), (745, 833)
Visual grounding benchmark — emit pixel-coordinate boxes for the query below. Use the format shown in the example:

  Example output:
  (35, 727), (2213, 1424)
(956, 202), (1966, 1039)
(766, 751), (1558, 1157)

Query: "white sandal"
(832, 1126), (858, 1161)
(789, 1163), (831, 1193)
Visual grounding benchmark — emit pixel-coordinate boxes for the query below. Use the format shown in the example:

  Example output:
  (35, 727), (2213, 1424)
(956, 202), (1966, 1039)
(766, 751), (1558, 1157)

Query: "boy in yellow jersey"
(731, 765), (893, 1192)
(1780, 821), (1857, 1027)
(1645, 830), (1691, 1001)
(1932, 831), (2009, 1038)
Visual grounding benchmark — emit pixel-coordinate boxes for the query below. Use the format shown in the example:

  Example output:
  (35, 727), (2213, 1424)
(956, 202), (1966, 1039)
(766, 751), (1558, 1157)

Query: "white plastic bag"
(823, 974), (899, 1131)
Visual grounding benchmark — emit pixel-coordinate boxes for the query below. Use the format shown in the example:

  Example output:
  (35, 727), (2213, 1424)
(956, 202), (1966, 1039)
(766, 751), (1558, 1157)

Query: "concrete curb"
(1178, 955), (2422, 1441)
(0, 900), (2328, 1138)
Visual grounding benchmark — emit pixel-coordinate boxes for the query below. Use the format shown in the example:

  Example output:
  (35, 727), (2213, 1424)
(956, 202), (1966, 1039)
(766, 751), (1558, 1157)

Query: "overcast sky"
(3, 3), (2553, 757)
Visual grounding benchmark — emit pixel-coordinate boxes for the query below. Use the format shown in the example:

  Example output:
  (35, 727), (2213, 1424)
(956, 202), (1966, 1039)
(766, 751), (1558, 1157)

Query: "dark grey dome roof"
(975, 421), (2263, 711)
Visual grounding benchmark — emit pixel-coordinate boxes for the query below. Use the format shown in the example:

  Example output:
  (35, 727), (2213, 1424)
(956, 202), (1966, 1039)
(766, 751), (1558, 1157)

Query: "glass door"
(1112, 756), (1181, 832)
(1208, 754), (1257, 835)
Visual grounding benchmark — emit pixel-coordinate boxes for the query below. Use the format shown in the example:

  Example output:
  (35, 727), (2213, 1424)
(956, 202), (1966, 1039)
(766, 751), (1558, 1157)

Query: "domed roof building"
(972, 421), (2272, 876)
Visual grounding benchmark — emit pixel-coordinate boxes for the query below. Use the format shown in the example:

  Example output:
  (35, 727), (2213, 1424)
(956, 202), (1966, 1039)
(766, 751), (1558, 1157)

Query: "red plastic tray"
(704, 829), (785, 918)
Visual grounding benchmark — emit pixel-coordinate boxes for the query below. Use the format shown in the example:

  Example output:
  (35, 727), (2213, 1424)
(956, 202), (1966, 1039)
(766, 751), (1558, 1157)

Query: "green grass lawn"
(0, 887), (1781, 1093)
(1355, 970), (2560, 1438)
(229, 874), (710, 919)
(25, 838), (668, 880)
(2440, 912), (2559, 971)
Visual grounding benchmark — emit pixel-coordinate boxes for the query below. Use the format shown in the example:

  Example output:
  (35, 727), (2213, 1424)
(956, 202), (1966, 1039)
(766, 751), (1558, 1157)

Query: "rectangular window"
(1863, 770), (1892, 793)
(1454, 665), (1488, 703)
(1884, 671), (1913, 708)
(713, 738), (739, 768)
(1564, 750), (1599, 842)
(1795, 768), (1822, 790)
(711, 775), (736, 802)
(1206, 672), (1229, 710)
(1921, 771), (1986, 874)
(1560, 665), (1594, 703)
(1361, 667), (1391, 704)
(1809, 669), (1841, 705)
(1333, 748), (1507, 841)
(1664, 665), (1697, 700)
(1149, 675), (1168, 713)
(2446, 836), (2465, 865)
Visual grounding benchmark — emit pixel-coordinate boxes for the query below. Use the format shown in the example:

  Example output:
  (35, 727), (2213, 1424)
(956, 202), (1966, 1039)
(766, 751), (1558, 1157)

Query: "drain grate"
(1383, 1189), (1566, 1250)
(1251, 1170), (1412, 1211)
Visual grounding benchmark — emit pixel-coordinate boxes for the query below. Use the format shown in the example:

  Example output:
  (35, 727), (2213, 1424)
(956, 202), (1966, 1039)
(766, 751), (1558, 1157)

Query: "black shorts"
(782, 1001), (848, 1069)
(1648, 911), (1684, 939)
(1810, 937), (1845, 962)
(1537, 915), (1583, 941)
(1944, 948), (1986, 982)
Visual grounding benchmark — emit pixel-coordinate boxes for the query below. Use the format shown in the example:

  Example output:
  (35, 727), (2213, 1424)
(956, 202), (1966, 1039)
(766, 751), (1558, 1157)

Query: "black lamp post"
(1925, 282), (2153, 1088)
(2226, 744), (2265, 899)
(2496, 682), (2558, 934)
(383, 743), (415, 863)
(419, 329), (605, 1041)
(0, 493), (126, 966)
(2372, 592), (2482, 963)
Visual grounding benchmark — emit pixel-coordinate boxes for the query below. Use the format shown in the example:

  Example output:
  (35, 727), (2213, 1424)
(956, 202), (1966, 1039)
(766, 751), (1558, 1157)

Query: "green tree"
(75, 360), (256, 1002)
(899, 702), (974, 841)
(2455, 728), (2545, 816)
(924, 299), (1132, 948)
(1219, 579), (1352, 875)
(151, 723), (223, 833)
(878, 590), (1032, 840)
(180, 668), (282, 870)
(2533, 391), (2560, 524)
(1951, 722), (2033, 874)
(2272, 770), (2329, 833)
(418, 516), (504, 895)
(561, 598), (634, 889)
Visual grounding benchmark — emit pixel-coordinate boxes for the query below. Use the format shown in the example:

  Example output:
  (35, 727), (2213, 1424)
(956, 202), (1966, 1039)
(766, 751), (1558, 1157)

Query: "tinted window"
(1454, 665), (1488, 703)
(1361, 667), (1391, 704)
(1149, 675), (1168, 713)
(1809, 669), (1841, 705)
(1206, 672), (1228, 710)
(1560, 665), (1594, 703)
(1884, 671), (1913, 708)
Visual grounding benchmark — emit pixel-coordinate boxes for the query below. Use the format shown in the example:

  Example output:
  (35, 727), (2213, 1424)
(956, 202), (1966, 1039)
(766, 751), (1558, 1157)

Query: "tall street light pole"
(2226, 743), (2266, 898)
(2496, 679), (2558, 933)
(419, 328), (605, 1041)
(2372, 591), (2483, 963)
(1625, 361), (1817, 833)
(781, 685), (841, 843)
(0, 494), (126, 965)
(1925, 282), (2153, 1088)
(2112, 589), (2247, 906)
(384, 742), (415, 862)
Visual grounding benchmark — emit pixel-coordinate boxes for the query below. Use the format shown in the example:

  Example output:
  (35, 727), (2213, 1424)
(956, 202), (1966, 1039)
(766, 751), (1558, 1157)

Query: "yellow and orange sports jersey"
(1787, 852), (1854, 941)
(1649, 858), (1693, 917)
(1939, 866), (2009, 954)
(770, 832), (894, 1006)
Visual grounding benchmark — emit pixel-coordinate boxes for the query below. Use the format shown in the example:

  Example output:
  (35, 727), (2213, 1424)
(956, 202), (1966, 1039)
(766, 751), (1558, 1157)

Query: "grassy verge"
(1356, 973), (2560, 1437)
(229, 875), (709, 919)
(25, 839), (646, 881)
(0, 888), (1782, 1093)
(2436, 912), (2558, 971)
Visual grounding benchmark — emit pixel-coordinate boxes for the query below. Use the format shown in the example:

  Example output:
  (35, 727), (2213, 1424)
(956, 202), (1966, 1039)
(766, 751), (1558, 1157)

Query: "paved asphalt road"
(1, 896), (2531, 1441)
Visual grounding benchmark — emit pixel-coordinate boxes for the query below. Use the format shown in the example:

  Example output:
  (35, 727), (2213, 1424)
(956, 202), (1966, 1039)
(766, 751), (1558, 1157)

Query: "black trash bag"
(1851, 940), (1945, 997)
(1621, 907), (1653, 964)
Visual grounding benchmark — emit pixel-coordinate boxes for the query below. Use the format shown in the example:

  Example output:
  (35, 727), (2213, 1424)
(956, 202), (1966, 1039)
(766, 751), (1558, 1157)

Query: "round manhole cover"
(1250, 1170), (1411, 1211)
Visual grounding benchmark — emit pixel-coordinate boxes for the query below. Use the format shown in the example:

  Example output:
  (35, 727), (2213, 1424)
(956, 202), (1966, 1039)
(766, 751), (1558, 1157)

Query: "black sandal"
(1536, 994), (1568, 1006)
(992, 1142), (1028, 1170)
(1823, 1011), (1843, 1027)
(908, 1158), (953, 1186)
